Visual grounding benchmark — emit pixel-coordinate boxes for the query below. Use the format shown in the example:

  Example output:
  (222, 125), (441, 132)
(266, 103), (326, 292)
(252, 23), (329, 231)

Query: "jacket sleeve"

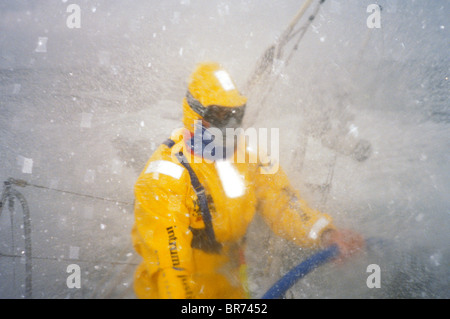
(133, 158), (196, 298)
(255, 161), (336, 248)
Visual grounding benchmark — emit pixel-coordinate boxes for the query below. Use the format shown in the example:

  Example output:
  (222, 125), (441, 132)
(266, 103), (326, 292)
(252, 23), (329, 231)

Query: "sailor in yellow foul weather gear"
(131, 62), (363, 299)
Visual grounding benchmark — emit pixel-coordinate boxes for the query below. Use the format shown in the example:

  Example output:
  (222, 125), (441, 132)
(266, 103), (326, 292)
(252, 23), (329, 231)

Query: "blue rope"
(261, 237), (389, 299)
(261, 245), (339, 299)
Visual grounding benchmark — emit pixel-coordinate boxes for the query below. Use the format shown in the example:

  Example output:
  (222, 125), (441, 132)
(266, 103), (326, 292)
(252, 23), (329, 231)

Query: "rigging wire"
(0, 177), (133, 299)
(0, 179), (32, 298)
(244, 0), (327, 124)
(5, 178), (133, 206)
(242, 0), (330, 297)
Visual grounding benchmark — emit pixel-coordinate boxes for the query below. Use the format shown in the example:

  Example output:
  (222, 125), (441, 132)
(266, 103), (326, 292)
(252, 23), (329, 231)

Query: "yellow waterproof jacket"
(132, 129), (335, 299)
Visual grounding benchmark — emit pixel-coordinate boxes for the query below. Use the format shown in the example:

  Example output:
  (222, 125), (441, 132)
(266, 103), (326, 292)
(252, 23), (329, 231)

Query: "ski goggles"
(186, 91), (246, 129)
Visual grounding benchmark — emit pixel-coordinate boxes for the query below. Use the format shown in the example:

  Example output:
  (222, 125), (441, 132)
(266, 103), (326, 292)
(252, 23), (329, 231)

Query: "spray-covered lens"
(203, 105), (245, 129)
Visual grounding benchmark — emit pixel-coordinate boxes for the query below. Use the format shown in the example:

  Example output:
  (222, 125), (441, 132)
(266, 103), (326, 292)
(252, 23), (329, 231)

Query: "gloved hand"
(320, 228), (365, 263)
